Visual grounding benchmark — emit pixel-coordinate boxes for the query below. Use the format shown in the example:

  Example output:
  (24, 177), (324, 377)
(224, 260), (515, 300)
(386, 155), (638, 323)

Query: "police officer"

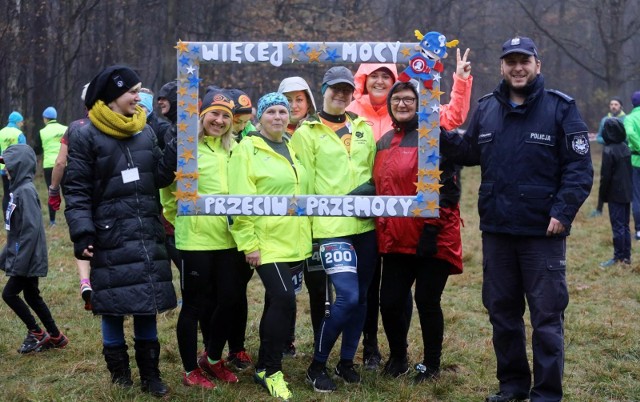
(441, 37), (593, 402)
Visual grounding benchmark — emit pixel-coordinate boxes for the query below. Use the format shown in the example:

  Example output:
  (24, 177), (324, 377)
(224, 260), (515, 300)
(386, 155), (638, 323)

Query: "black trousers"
(256, 261), (299, 376)
(43, 167), (56, 223)
(176, 249), (247, 372)
(2, 276), (59, 336)
(380, 254), (449, 369)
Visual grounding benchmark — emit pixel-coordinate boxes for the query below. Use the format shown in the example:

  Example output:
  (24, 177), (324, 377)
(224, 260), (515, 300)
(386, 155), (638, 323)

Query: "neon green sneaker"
(264, 371), (292, 401)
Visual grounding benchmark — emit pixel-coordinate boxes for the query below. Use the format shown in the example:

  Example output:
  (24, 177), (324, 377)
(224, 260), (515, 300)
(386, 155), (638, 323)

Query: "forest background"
(1, 0), (640, 140)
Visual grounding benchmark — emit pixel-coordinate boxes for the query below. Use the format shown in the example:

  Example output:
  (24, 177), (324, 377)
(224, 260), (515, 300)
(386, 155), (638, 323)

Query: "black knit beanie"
(84, 65), (141, 109)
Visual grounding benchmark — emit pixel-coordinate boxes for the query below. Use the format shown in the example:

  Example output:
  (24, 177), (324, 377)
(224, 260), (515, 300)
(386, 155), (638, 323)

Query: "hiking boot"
(42, 332), (69, 350)
(103, 345), (133, 387)
(227, 350), (253, 371)
(134, 339), (169, 397)
(18, 330), (50, 353)
(183, 368), (216, 389)
(198, 356), (238, 383)
(282, 342), (296, 357)
(414, 363), (440, 383)
(264, 371), (292, 401)
(253, 368), (267, 389)
(383, 355), (409, 377)
(306, 364), (337, 393)
(335, 360), (361, 383)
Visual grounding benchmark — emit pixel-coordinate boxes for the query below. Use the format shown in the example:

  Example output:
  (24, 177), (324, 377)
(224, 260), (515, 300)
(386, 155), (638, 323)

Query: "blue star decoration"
(190, 45), (200, 55)
(418, 109), (431, 122)
(325, 49), (339, 62)
(296, 206), (306, 216)
(179, 112), (188, 121)
(414, 193), (425, 203)
(180, 203), (192, 214)
(298, 43), (310, 54)
(427, 150), (441, 165)
(179, 55), (190, 67)
(188, 75), (202, 89)
(178, 158), (187, 168)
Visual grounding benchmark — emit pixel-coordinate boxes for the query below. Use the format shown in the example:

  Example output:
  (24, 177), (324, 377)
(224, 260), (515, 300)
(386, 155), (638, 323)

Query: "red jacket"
(374, 124), (463, 274)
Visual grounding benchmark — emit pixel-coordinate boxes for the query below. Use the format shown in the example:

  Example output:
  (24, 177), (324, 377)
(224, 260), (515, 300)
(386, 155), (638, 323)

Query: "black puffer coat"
(64, 122), (177, 316)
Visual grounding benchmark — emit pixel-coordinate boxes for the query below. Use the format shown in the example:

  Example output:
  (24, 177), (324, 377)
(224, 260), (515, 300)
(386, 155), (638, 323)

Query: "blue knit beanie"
(138, 92), (154, 114)
(43, 106), (57, 119)
(8, 111), (23, 124)
(256, 92), (289, 121)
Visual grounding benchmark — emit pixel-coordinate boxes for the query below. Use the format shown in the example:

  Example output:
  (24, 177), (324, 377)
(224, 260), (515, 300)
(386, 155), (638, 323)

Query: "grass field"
(0, 143), (639, 401)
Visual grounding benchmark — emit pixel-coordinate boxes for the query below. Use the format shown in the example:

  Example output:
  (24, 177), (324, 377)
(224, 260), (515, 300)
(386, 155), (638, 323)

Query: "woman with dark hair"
(64, 65), (176, 397)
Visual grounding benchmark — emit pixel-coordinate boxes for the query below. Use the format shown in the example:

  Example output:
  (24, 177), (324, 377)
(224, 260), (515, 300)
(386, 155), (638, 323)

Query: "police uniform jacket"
(441, 75), (593, 236)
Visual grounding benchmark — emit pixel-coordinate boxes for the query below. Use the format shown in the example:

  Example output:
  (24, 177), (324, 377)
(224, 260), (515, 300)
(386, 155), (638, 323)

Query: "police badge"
(571, 134), (589, 155)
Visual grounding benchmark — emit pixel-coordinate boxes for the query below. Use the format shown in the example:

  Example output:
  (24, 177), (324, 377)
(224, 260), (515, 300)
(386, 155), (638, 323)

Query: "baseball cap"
(500, 36), (538, 59)
(322, 66), (355, 88)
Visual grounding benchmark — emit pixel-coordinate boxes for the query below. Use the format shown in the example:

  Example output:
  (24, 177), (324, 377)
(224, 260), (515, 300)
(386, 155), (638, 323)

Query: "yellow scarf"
(89, 100), (147, 139)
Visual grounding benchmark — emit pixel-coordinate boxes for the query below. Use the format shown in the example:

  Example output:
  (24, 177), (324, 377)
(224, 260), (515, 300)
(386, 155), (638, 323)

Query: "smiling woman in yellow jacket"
(171, 89), (252, 390)
(229, 92), (311, 401)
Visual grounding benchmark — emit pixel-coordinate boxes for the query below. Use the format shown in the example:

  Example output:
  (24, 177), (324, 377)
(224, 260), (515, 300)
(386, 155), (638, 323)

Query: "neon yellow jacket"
(39, 120), (67, 168)
(290, 113), (376, 238)
(0, 126), (25, 172)
(173, 136), (237, 251)
(228, 134), (312, 265)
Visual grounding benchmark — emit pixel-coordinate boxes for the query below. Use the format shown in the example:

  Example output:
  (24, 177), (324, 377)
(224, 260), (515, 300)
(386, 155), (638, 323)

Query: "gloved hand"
(48, 186), (61, 211)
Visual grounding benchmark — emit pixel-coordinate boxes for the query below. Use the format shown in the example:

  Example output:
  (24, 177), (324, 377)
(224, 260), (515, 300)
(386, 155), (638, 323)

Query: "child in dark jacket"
(0, 144), (69, 352)
(599, 118), (633, 267)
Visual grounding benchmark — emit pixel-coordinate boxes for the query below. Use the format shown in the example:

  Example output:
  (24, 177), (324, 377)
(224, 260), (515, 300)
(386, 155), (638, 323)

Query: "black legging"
(2, 276), (59, 336)
(380, 254), (450, 369)
(176, 249), (247, 372)
(43, 167), (56, 223)
(256, 262), (299, 376)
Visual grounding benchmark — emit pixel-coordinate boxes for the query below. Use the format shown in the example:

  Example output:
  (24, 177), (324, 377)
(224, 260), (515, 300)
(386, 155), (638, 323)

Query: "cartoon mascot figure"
(398, 30), (459, 89)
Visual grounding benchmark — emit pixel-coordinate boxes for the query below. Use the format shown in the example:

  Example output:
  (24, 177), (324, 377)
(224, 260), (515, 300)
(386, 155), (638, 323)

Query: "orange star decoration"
(411, 206), (423, 217)
(425, 199), (439, 214)
(175, 40), (189, 54)
(185, 103), (198, 117)
(421, 98), (429, 107)
(430, 88), (445, 99)
(425, 182), (444, 193)
(183, 181), (193, 190)
(288, 42), (295, 50)
(187, 136), (196, 143)
(288, 207), (296, 216)
(172, 188), (189, 202)
(431, 120), (440, 129)
(417, 168), (429, 180)
(401, 47), (412, 57)
(427, 137), (438, 148)
(181, 149), (195, 163)
(185, 191), (199, 203)
(177, 122), (188, 133)
(307, 48), (322, 62)
(190, 92), (198, 100)
(421, 88), (429, 95)
(177, 86), (188, 96)
(418, 126), (430, 138)
(414, 181), (430, 192)
(425, 168), (443, 181)
(178, 100), (186, 108)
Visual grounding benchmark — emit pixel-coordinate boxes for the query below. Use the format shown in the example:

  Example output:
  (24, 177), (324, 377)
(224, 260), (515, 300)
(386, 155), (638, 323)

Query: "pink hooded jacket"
(347, 63), (474, 141)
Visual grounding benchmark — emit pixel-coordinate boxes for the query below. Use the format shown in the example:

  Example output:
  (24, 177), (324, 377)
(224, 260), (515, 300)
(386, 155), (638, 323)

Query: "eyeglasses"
(390, 97), (416, 105)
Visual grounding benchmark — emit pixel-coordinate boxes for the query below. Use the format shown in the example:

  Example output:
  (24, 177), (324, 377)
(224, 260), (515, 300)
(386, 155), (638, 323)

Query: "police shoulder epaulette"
(546, 89), (574, 103)
(478, 92), (494, 103)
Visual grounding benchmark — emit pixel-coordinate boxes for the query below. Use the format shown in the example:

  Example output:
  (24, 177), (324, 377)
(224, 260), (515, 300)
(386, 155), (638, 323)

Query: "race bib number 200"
(319, 241), (357, 275)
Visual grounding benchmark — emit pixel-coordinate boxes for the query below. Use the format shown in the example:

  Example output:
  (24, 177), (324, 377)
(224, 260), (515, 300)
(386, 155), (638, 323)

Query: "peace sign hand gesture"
(455, 48), (472, 80)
